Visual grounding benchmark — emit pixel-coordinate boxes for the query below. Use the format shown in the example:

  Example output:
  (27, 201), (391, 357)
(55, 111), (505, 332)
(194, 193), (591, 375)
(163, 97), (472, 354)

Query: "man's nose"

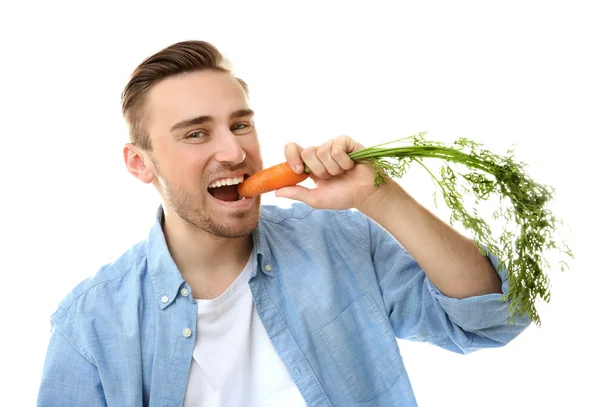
(213, 129), (246, 164)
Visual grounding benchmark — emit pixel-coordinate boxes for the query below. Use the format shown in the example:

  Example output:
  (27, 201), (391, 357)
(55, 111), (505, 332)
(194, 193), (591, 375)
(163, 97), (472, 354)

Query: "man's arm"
(356, 178), (502, 299)
(37, 317), (106, 406)
(277, 135), (501, 299)
(277, 135), (531, 351)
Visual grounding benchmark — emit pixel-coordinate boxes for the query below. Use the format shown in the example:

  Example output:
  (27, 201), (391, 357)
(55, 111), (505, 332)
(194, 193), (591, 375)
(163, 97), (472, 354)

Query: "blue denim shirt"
(37, 203), (531, 406)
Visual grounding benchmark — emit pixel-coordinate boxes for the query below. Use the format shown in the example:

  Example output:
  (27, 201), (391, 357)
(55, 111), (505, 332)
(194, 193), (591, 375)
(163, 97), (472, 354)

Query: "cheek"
(243, 138), (263, 166)
(161, 149), (208, 185)
(178, 154), (208, 182)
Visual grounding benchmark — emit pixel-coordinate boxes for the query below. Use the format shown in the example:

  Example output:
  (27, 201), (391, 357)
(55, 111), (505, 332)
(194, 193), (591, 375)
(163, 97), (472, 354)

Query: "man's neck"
(161, 211), (254, 297)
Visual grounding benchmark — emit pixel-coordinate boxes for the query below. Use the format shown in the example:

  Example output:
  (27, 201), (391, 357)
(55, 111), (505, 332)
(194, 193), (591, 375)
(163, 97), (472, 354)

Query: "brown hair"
(121, 40), (249, 150)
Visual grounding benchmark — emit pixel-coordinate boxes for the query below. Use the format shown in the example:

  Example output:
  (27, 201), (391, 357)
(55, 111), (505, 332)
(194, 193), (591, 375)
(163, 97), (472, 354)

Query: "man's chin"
(204, 218), (259, 239)
(203, 199), (261, 238)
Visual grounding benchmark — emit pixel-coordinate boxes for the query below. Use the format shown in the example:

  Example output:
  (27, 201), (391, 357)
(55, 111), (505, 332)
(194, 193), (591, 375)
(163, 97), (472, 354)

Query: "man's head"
(122, 40), (262, 238)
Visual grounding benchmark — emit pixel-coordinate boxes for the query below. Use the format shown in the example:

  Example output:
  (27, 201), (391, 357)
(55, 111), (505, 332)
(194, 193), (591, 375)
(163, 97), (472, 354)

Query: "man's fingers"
(315, 140), (344, 176)
(301, 146), (330, 179)
(284, 142), (306, 174)
(331, 137), (355, 171)
(286, 136), (360, 179)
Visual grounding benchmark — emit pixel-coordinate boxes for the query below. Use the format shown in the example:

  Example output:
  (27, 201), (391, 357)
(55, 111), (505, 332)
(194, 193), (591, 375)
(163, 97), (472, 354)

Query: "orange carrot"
(237, 162), (310, 197)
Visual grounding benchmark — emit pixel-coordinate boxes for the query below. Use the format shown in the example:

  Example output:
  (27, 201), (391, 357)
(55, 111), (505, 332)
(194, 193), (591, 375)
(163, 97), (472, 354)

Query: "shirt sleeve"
(353, 210), (532, 355)
(37, 307), (107, 407)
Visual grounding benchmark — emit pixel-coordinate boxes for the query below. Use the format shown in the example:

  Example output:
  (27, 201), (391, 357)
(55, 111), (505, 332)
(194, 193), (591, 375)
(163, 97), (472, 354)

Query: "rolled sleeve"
(425, 249), (513, 331)
(426, 247), (532, 351)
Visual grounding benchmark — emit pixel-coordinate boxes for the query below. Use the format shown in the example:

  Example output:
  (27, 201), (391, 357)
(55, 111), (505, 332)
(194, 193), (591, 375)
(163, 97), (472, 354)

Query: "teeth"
(208, 175), (244, 189)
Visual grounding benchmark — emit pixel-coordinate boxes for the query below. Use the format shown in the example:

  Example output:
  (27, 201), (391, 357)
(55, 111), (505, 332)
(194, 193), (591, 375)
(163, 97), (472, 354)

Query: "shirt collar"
(146, 205), (186, 309)
(146, 205), (274, 308)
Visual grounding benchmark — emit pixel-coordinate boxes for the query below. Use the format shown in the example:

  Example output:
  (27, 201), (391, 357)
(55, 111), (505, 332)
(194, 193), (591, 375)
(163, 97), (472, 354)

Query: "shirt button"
(181, 288), (189, 297)
(182, 328), (192, 338)
(161, 296), (169, 303)
(264, 264), (272, 272)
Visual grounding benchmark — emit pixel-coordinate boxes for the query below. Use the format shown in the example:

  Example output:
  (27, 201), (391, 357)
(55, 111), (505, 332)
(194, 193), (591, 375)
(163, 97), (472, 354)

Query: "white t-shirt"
(183, 250), (307, 406)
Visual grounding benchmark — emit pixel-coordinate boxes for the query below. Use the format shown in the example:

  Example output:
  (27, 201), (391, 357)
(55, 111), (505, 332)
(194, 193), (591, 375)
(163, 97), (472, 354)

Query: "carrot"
(237, 162), (310, 198)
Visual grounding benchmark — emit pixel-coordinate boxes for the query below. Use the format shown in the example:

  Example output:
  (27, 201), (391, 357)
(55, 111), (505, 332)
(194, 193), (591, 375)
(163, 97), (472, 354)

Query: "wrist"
(356, 178), (408, 218)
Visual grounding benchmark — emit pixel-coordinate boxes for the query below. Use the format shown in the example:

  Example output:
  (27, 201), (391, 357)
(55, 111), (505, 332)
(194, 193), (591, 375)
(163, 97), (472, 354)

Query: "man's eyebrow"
(170, 109), (255, 133)
(231, 108), (255, 119)
(170, 115), (212, 132)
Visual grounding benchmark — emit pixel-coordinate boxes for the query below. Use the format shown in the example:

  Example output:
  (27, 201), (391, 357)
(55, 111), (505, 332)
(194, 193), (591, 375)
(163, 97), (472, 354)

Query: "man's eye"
(231, 122), (253, 133)
(186, 130), (207, 139)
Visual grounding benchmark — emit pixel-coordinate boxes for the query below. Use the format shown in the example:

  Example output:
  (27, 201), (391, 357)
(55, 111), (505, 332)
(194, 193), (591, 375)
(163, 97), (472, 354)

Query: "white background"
(1, 1), (598, 406)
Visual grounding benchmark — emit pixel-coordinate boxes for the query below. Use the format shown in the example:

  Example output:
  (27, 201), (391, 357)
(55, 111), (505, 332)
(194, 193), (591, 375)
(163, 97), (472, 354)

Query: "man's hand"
(275, 136), (389, 210)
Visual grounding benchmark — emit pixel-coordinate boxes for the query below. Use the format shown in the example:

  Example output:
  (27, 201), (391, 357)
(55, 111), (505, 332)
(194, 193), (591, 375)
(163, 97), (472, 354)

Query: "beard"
(153, 160), (261, 238)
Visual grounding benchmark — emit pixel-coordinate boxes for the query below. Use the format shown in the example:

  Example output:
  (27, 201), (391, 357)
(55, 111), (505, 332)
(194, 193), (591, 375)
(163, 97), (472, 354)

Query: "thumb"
(275, 185), (318, 206)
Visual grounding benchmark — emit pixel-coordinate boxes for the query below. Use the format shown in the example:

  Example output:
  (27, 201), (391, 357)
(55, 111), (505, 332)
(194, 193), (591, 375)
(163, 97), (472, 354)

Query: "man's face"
(144, 70), (262, 238)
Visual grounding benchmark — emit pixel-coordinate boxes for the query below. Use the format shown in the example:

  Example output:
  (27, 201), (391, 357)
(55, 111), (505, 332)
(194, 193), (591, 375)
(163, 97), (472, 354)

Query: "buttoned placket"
(150, 283), (197, 406)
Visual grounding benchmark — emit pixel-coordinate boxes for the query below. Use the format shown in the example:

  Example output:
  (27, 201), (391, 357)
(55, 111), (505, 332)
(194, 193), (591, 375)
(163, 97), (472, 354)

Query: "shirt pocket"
(317, 293), (405, 402)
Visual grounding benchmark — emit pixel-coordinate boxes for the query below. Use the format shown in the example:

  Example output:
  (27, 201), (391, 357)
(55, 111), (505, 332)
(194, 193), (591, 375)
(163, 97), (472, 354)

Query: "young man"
(37, 40), (531, 406)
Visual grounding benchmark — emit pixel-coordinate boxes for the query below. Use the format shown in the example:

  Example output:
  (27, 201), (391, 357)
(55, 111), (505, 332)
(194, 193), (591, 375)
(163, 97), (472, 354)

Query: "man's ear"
(123, 143), (155, 184)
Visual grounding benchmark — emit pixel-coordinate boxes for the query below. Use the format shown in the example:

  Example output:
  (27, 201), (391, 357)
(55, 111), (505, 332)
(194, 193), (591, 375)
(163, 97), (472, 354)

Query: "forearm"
(358, 179), (502, 299)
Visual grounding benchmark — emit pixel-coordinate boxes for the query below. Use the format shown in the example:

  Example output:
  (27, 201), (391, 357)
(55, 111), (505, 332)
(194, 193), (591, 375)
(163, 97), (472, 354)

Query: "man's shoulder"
(55, 239), (148, 311)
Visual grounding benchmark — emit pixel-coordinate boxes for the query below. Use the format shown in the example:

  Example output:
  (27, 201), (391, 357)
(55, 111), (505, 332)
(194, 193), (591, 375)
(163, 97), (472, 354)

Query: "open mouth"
(207, 175), (249, 202)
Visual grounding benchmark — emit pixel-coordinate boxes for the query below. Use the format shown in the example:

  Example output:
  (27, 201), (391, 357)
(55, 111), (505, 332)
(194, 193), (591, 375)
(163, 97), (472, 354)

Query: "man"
(37, 40), (531, 406)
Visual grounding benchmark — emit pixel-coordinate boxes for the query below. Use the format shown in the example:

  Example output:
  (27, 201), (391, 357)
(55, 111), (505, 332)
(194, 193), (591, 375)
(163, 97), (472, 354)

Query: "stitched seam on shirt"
(55, 252), (146, 367)
(62, 306), (95, 365)
(64, 252), (144, 307)
(342, 211), (370, 252)
(467, 332), (475, 348)
(362, 373), (404, 403)
(343, 210), (406, 352)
